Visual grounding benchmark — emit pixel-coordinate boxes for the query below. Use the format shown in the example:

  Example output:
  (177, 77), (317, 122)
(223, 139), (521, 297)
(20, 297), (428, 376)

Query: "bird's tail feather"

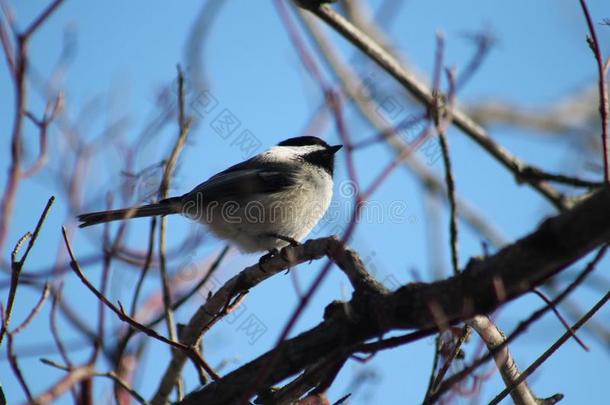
(77, 197), (181, 228)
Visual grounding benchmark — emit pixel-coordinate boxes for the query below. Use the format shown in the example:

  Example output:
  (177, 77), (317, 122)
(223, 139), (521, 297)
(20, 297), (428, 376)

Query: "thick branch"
(468, 315), (545, 405)
(151, 237), (382, 404)
(179, 187), (610, 404)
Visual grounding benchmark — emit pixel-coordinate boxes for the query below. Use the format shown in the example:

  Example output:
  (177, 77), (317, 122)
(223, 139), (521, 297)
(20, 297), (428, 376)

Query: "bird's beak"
(329, 144), (343, 154)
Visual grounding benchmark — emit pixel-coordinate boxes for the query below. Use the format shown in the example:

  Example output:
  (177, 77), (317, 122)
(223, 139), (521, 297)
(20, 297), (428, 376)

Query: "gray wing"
(181, 159), (298, 203)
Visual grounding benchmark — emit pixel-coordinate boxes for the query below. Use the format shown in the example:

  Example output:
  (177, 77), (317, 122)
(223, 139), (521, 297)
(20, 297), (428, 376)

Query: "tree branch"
(297, 1), (569, 210)
(178, 187), (610, 404)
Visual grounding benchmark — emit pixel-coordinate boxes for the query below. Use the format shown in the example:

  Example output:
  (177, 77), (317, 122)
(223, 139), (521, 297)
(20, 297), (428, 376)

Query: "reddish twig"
(40, 358), (150, 405)
(532, 288), (589, 351)
(29, 364), (96, 405)
(50, 283), (73, 367)
(428, 326), (470, 397)
(21, 0), (65, 39)
(455, 30), (496, 91)
(350, 113), (427, 150)
(0, 0), (64, 253)
(578, 0), (610, 182)
(12, 283), (50, 335)
(0, 10), (15, 75)
(233, 5), (364, 404)
(22, 93), (63, 178)
(49, 282), (80, 403)
(61, 227), (221, 382)
(489, 290), (610, 405)
(298, 2), (568, 210)
(426, 244), (608, 403)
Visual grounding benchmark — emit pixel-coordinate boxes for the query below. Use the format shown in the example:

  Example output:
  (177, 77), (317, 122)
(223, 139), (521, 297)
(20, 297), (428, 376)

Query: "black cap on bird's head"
(278, 136), (342, 152)
(278, 136), (342, 175)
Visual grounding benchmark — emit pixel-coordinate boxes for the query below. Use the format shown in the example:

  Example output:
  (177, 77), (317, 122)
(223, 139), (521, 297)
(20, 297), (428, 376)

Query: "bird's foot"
(259, 234), (301, 273)
(258, 248), (279, 273)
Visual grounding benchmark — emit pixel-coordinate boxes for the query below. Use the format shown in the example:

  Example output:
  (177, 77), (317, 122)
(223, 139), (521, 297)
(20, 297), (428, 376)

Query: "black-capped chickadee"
(77, 136), (342, 256)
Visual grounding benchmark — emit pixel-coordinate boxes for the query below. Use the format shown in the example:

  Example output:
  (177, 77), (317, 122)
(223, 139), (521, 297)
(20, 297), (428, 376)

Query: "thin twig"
(92, 207), (126, 364)
(423, 335), (442, 400)
(114, 244), (230, 399)
(49, 283), (72, 366)
(489, 290), (610, 405)
(152, 236), (378, 404)
(429, 326), (470, 396)
(41, 358), (150, 405)
(22, 92), (63, 178)
(578, 0), (609, 182)
(29, 364), (95, 405)
(12, 283), (50, 335)
(61, 227), (220, 383)
(0, 12), (15, 75)
(48, 281), (79, 403)
(130, 217), (157, 316)
(532, 289), (589, 351)
(0, 196), (54, 346)
(167, 245), (230, 312)
(355, 328), (437, 354)
(298, 9), (507, 247)
(298, 2), (568, 210)
(426, 244), (608, 403)
(156, 65), (193, 401)
(1, 303), (33, 402)
(0, 232), (30, 346)
(177, 185), (610, 405)
(431, 34), (460, 275)
(0, 0), (64, 253)
(21, 0), (65, 39)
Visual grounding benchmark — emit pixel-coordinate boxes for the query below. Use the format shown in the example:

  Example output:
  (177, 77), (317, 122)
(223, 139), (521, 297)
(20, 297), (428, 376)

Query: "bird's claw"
(258, 234), (301, 273)
(258, 248), (279, 273)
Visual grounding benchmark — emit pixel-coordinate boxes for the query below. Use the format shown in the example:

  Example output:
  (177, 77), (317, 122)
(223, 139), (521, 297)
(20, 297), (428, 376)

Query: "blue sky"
(1, 1), (609, 404)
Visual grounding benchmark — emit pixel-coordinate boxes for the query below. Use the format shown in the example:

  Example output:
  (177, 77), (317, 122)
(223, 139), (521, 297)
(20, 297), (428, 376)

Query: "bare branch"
(297, 8), (508, 248)
(21, 0), (65, 40)
(41, 359), (150, 405)
(29, 365), (95, 405)
(12, 283), (50, 335)
(61, 227), (219, 386)
(0, 196), (55, 345)
(489, 291), (610, 405)
(1, 304), (32, 402)
(153, 236), (386, 404)
(468, 315), (549, 405)
(532, 289), (589, 351)
(178, 187), (610, 404)
(297, 1), (569, 210)
(427, 243), (608, 402)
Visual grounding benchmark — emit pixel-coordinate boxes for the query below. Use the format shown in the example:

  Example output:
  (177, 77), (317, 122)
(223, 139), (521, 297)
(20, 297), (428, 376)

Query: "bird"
(77, 136), (342, 259)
